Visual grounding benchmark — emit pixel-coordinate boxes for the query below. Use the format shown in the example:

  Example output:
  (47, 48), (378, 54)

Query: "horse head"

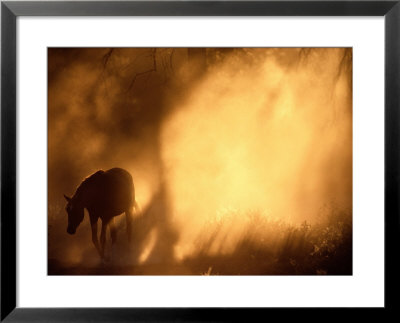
(64, 194), (84, 235)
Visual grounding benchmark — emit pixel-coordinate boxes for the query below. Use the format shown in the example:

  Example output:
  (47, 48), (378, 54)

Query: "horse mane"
(74, 170), (105, 200)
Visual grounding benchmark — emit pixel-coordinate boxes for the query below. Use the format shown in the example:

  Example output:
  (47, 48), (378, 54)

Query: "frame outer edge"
(0, 0), (398, 321)
(2, 1), (399, 16)
(385, 1), (400, 311)
(1, 2), (17, 321)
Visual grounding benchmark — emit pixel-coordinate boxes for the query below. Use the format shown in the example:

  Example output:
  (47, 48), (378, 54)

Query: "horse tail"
(126, 200), (139, 242)
(133, 200), (141, 215)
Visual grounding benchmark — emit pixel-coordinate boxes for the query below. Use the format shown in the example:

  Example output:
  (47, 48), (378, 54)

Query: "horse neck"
(73, 182), (90, 209)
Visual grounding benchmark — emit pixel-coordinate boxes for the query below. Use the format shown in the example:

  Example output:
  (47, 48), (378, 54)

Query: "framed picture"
(1, 0), (399, 321)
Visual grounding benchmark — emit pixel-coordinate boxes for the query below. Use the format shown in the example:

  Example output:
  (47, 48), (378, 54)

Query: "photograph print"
(48, 48), (352, 275)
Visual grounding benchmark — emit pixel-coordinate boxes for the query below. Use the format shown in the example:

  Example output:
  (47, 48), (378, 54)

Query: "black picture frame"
(1, 0), (399, 321)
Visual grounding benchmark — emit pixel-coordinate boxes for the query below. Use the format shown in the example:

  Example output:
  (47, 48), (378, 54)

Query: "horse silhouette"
(64, 167), (139, 259)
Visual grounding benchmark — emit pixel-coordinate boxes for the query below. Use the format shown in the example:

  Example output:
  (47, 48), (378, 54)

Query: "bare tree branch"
(333, 48), (352, 85)
(127, 49), (157, 92)
(102, 48), (114, 69)
(169, 49), (175, 70)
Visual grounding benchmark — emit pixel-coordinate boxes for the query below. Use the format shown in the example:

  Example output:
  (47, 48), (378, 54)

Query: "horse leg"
(90, 218), (102, 258)
(125, 208), (133, 242)
(109, 218), (117, 261)
(109, 217), (117, 244)
(100, 219), (108, 258)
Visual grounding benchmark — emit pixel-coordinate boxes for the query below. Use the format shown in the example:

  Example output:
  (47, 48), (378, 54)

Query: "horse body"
(64, 167), (137, 258)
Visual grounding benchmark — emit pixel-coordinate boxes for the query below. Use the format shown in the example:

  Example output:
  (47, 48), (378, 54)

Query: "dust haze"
(48, 48), (352, 275)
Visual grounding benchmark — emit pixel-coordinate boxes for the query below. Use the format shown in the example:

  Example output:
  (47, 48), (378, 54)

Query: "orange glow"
(161, 48), (351, 259)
